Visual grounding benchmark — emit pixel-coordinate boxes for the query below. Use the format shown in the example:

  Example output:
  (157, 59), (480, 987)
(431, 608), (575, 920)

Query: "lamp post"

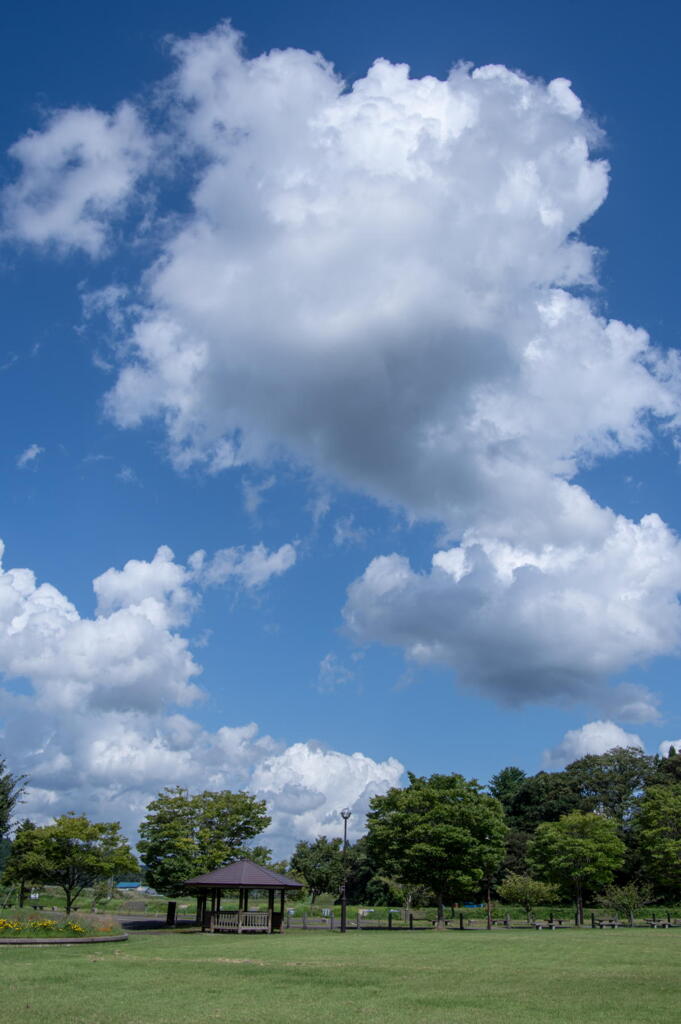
(340, 807), (352, 933)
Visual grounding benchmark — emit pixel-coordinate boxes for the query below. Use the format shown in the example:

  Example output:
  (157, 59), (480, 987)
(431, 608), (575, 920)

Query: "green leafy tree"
(1, 818), (38, 906)
(366, 772), (508, 927)
(0, 757), (27, 841)
(633, 784), (681, 895)
(652, 747), (681, 786)
(528, 811), (625, 924)
(342, 836), (375, 904)
(507, 770), (589, 833)
(4, 813), (137, 914)
(565, 747), (655, 825)
(497, 872), (558, 921)
(598, 882), (653, 925)
(246, 844), (274, 866)
(138, 786), (270, 897)
(289, 836), (344, 904)
(489, 767), (527, 815)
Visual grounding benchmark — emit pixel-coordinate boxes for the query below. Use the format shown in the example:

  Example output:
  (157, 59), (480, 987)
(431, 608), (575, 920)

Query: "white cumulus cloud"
(251, 742), (404, 849)
(0, 538), (397, 854)
(344, 511), (681, 705)
(5, 24), (681, 712)
(543, 720), (644, 769)
(2, 103), (152, 255)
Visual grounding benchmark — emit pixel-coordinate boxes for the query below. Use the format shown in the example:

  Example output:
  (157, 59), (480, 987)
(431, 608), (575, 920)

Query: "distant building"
(115, 882), (156, 894)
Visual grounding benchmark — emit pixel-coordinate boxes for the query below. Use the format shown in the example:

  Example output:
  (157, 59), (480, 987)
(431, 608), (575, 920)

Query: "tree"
(138, 786), (271, 897)
(4, 813), (137, 914)
(497, 873), (558, 921)
(0, 757), (27, 841)
(652, 747), (681, 786)
(366, 772), (508, 927)
(289, 836), (344, 904)
(1, 818), (37, 906)
(598, 882), (653, 925)
(489, 767), (527, 815)
(565, 747), (655, 826)
(633, 784), (681, 896)
(506, 770), (589, 833)
(528, 811), (625, 924)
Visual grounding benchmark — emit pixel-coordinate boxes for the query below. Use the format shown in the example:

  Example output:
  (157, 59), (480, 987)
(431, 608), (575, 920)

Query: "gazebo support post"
(268, 889), (275, 933)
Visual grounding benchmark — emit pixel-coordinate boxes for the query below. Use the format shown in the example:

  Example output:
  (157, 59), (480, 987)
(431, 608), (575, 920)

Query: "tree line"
(2, 745), (681, 922)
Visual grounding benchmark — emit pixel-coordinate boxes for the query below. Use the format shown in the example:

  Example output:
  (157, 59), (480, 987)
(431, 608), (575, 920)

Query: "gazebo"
(184, 859), (303, 934)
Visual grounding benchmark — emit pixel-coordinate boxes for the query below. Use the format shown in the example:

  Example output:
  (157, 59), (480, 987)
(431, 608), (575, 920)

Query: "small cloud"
(308, 489), (332, 526)
(333, 514), (370, 547)
(197, 542), (297, 590)
(317, 653), (354, 693)
(92, 351), (114, 372)
(117, 465), (139, 484)
(83, 453), (112, 464)
(1, 353), (18, 372)
(601, 683), (661, 725)
(81, 283), (130, 328)
(242, 475), (275, 517)
(17, 444), (44, 468)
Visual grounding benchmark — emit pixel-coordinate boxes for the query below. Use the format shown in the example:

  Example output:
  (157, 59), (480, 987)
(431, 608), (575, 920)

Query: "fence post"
(459, 913), (464, 930)
(357, 911), (361, 929)
(409, 913), (413, 930)
(505, 913), (510, 928)
(302, 913), (307, 930)
(330, 913), (334, 930)
(166, 901), (176, 926)
(591, 913), (595, 929)
(668, 912), (671, 924)
(388, 911), (392, 930)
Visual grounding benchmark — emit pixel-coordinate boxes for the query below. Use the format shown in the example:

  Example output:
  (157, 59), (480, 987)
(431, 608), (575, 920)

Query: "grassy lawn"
(1, 926), (678, 1024)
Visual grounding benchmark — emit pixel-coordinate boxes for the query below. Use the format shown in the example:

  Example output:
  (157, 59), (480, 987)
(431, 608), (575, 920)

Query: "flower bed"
(0, 912), (123, 939)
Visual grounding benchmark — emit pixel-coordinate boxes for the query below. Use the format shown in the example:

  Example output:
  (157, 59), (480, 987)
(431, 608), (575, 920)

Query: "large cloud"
(343, 511), (681, 705)
(0, 539), (400, 853)
(0, 539), (201, 713)
(4, 23), (681, 710)
(93, 27), (679, 539)
(252, 743), (403, 849)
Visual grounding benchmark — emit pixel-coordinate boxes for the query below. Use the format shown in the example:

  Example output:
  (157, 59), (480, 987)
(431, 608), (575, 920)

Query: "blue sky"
(1, 0), (681, 855)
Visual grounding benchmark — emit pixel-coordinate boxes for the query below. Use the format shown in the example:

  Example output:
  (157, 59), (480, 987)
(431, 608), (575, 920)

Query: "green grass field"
(2, 926), (679, 1024)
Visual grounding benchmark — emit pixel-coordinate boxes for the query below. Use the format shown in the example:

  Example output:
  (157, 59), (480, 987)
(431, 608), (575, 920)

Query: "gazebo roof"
(184, 858), (303, 889)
